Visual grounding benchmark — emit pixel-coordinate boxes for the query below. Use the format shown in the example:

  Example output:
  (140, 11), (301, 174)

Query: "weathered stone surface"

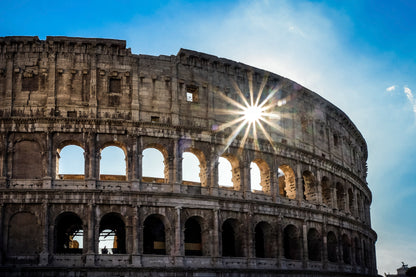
(0, 36), (376, 276)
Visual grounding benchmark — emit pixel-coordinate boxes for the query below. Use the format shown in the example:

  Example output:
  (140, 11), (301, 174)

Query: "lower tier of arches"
(0, 190), (377, 276)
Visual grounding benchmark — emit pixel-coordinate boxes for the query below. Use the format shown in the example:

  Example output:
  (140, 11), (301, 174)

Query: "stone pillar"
(296, 162), (304, 201)
(172, 139), (182, 192)
(174, 206), (183, 256)
(0, 134), (7, 187)
(46, 53), (56, 112)
(5, 54), (14, 115)
(316, 171), (323, 204)
(209, 154), (219, 196)
(212, 209), (220, 258)
(302, 222), (308, 267)
(39, 202), (49, 265)
(131, 205), (142, 266)
(89, 52), (98, 116)
(271, 159), (279, 202)
(246, 213), (254, 261)
(43, 132), (53, 188)
(276, 219), (283, 264)
(241, 158), (251, 198)
(131, 62), (140, 121)
(0, 204), (4, 264)
(322, 221), (328, 268)
(85, 204), (96, 266)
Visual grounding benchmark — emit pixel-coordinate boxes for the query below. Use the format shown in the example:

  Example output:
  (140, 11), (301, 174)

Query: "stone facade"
(0, 36), (377, 276)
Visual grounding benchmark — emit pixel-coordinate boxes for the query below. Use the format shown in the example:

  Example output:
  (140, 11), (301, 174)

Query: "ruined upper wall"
(0, 36), (368, 180)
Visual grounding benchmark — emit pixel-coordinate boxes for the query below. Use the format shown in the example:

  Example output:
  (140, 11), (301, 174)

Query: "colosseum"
(0, 36), (377, 277)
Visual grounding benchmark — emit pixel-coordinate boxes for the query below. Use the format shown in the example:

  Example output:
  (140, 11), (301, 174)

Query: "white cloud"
(403, 86), (416, 115)
(386, 85), (396, 92)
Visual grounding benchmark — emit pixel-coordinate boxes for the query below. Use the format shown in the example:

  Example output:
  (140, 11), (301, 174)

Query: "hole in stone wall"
(182, 152), (200, 183)
(58, 145), (84, 179)
(250, 162), (262, 192)
(218, 157), (233, 188)
(100, 146), (126, 180)
(142, 148), (165, 182)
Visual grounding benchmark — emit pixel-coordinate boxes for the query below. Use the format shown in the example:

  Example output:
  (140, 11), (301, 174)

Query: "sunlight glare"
(244, 105), (263, 123)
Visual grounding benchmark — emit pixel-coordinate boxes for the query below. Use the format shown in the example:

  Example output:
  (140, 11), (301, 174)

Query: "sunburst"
(214, 73), (289, 155)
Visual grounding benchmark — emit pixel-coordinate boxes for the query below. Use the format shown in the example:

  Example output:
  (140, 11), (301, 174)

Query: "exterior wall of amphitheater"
(0, 36), (377, 276)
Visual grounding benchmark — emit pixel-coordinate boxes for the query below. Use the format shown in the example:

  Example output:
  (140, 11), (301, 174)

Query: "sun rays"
(214, 73), (290, 155)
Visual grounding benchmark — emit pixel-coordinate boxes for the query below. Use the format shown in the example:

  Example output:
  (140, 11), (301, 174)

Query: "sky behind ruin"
(2, 0), (416, 274)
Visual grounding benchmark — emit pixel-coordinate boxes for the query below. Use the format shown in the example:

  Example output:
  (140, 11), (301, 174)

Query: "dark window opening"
(327, 232), (338, 262)
(22, 75), (39, 91)
(255, 225), (265, 258)
(342, 234), (352, 264)
(55, 213), (83, 254)
(109, 78), (121, 93)
(99, 213), (126, 254)
(151, 116), (160, 123)
(184, 217), (202, 256)
(283, 225), (301, 260)
(307, 228), (321, 261)
(143, 215), (166, 255)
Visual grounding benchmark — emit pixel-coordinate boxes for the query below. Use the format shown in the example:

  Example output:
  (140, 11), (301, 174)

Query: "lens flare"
(214, 72), (290, 156)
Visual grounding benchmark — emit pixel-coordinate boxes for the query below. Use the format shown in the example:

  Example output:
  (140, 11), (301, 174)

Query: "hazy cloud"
(386, 85), (396, 92)
(404, 86), (416, 115)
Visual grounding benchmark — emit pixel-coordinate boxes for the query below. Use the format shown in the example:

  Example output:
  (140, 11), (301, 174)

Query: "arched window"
(342, 234), (352, 264)
(55, 212), (83, 254)
(255, 221), (273, 258)
(321, 176), (332, 207)
(303, 171), (317, 202)
(143, 215), (166, 255)
(283, 224), (301, 260)
(307, 228), (321, 261)
(98, 213), (126, 254)
(327, 231), (338, 262)
(142, 147), (165, 182)
(8, 212), (42, 255)
(222, 219), (243, 257)
(278, 165), (296, 199)
(363, 240), (369, 267)
(336, 182), (346, 211)
(184, 217), (202, 256)
(100, 145), (127, 181)
(250, 162), (262, 192)
(250, 159), (270, 193)
(57, 144), (84, 179)
(218, 157), (233, 188)
(182, 152), (201, 184)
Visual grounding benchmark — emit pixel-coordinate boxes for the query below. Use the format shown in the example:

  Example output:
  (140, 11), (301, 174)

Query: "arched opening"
(98, 213), (126, 254)
(143, 215), (166, 255)
(222, 219), (243, 257)
(336, 182), (346, 211)
(283, 224), (301, 260)
(7, 212), (42, 255)
(327, 231), (338, 262)
(13, 140), (42, 179)
(57, 144), (85, 180)
(348, 188), (355, 215)
(354, 237), (361, 265)
(184, 217), (202, 256)
(55, 212), (83, 254)
(100, 145), (127, 181)
(218, 156), (233, 188)
(255, 221), (273, 258)
(182, 151), (205, 186)
(307, 228), (321, 261)
(250, 162), (261, 192)
(219, 154), (240, 189)
(302, 170), (317, 202)
(142, 147), (166, 183)
(342, 234), (352, 264)
(321, 176), (332, 207)
(357, 193), (364, 219)
(278, 165), (296, 199)
(250, 159), (271, 193)
(363, 240), (369, 267)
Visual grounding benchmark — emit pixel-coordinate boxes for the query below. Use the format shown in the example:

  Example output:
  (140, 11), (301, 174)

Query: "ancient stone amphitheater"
(0, 36), (377, 277)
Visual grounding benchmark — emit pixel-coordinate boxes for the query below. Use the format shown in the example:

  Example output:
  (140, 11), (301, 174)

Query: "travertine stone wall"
(0, 36), (376, 277)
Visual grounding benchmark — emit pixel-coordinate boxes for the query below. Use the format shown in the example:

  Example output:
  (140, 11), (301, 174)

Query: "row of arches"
(56, 144), (369, 219)
(6, 210), (372, 268)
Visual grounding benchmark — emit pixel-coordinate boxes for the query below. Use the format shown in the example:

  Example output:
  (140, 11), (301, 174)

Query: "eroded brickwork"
(0, 36), (376, 277)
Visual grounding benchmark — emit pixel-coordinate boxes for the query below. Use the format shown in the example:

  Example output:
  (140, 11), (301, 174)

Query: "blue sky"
(2, 0), (416, 274)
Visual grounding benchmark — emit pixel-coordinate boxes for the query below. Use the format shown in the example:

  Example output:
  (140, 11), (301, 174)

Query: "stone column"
(39, 202), (49, 265)
(212, 209), (220, 258)
(46, 52), (56, 112)
(0, 134), (7, 187)
(172, 139), (182, 192)
(85, 204), (96, 266)
(241, 158), (251, 198)
(131, 205), (142, 266)
(208, 154), (219, 196)
(302, 222), (308, 267)
(131, 61), (140, 121)
(174, 206), (183, 256)
(322, 220), (328, 268)
(276, 219), (283, 265)
(43, 132), (53, 188)
(5, 54), (14, 115)
(0, 204), (4, 264)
